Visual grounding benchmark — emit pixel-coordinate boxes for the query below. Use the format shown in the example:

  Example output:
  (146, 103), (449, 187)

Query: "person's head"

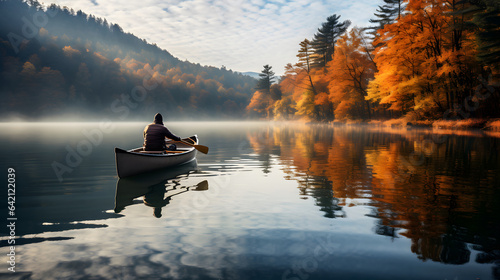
(154, 113), (163, 124)
(114, 206), (124, 214)
(154, 207), (162, 218)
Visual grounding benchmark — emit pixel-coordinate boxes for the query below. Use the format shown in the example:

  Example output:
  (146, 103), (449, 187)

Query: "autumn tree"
(272, 63), (304, 120)
(292, 39), (334, 121)
(296, 39), (317, 94)
(247, 90), (273, 118)
(295, 90), (316, 120)
(281, 63), (307, 103)
(273, 96), (295, 120)
(247, 65), (280, 118)
(327, 28), (374, 120)
(286, 40), (318, 120)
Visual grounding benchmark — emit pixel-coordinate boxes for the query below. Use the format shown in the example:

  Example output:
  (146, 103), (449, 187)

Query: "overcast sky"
(49, 0), (379, 75)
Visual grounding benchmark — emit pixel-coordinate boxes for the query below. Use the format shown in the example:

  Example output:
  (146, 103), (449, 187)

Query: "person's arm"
(162, 126), (181, 142)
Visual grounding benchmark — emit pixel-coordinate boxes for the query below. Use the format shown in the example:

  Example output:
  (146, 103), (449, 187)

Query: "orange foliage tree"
(246, 90), (273, 118)
(367, 0), (480, 119)
(327, 28), (375, 120)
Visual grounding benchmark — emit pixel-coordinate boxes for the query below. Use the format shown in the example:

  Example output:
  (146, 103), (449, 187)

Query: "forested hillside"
(0, 0), (256, 120)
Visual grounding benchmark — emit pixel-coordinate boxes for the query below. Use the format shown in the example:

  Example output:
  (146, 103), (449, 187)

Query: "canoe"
(114, 135), (198, 178)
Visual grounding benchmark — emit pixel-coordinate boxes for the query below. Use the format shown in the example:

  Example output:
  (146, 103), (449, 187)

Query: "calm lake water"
(1, 121), (499, 280)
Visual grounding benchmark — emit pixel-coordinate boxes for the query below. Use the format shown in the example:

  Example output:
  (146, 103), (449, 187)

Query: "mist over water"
(1, 121), (499, 279)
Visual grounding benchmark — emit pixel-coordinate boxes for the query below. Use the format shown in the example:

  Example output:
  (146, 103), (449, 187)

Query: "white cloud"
(50, 0), (378, 75)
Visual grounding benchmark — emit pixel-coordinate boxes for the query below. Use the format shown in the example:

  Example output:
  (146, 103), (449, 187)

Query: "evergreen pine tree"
(310, 14), (351, 68)
(255, 65), (275, 94)
(365, 0), (405, 40)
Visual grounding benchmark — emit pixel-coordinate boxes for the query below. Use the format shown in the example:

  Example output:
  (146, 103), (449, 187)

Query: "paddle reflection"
(114, 161), (209, 218)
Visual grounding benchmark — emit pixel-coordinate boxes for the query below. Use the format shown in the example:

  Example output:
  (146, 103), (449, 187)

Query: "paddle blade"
(194, 144), (209, 154)
(193, 180), (209, 191)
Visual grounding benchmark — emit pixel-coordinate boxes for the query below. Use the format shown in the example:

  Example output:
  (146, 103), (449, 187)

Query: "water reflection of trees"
(247, 123), (500, 273)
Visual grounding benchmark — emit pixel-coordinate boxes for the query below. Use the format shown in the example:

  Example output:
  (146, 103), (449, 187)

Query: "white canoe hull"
(115, 135), (198, 178)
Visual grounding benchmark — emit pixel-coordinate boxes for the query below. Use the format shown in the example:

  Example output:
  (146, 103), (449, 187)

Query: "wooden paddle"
(192, 180), (208, 191)
(175, 139), (209, 154)
(166, 180), (208, 198)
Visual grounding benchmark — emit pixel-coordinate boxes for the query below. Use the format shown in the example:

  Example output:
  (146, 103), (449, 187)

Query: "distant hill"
(0, 0), (257, 120)
(241, 71), (282, 83)
(241, 72), (260, 80)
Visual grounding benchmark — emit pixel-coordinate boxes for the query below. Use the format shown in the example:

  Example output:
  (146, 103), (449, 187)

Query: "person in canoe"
(143, 113), (182, 151)
(143, 183), (173, 218)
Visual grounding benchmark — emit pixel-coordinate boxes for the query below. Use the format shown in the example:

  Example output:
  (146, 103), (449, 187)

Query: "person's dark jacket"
(143, 122), (181, 151)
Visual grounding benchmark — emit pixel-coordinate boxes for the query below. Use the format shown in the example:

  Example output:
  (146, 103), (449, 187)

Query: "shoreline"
(323, 118), (500, 139)
(330, 118), (500, 132)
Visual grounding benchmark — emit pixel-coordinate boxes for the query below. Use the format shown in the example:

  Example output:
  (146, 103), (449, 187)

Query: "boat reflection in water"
(114, 160), (208, 218)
